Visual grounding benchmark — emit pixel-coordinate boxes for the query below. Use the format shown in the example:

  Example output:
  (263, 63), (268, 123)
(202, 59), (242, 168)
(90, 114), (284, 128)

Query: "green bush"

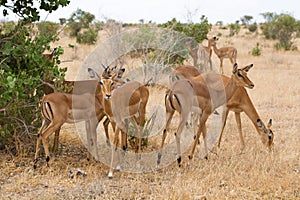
(67, 9), (95, 37)
(76, 28), (97, 44)
(37, 21), (59, 38)
(0, 23), (66, 153)
(248, 23), (258, 32)
(158, 16), (212, 44)
(0, 21), (16, 34)
(229, 21), (241, 36)
(249, 42), (262, 56)
(261, 13), (299, 50)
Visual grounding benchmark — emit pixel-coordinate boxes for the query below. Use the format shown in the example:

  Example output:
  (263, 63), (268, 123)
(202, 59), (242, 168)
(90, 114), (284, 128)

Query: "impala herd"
(34, 37), (274, 178)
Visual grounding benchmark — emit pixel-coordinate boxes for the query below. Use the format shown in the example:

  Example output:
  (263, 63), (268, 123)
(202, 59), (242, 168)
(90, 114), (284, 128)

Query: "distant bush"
(0, 21), (15, 34)
(261, 12), (299, 50)
(228, 21), (241, 36)
(248, 23), (258, 32)
(158, 16), (212, 44)
(249, 42), (262, 56)
(67, 9), (98, 45)
(37, 21), (59, 38)
(77, 28), (97, 44)
(59, 18), (67, 25)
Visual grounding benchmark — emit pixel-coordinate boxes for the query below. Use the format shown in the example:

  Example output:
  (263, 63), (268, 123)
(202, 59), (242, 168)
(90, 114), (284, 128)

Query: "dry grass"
(1, 26), (300, 199)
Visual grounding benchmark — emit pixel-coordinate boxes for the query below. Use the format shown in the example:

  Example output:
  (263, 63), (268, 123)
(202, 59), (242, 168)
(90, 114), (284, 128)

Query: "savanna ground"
(0, 26), (300, 199)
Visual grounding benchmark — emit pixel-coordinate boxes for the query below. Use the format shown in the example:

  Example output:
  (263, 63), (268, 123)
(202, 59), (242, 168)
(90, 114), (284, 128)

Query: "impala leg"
(217, 107), (229, 148)
(209, 58), (212, 71)
(175, 112), (188, 167)
(202, 124), (208, 159)
(234, 112), (245, 151)
(34, 118), (50, 168)
(91, 118), (100, 159)
(219, 58), (224, 74)
(108, 126), (120, 179)
(40, 121), (63, 166)
(85, 120), (93, 160)
(157, 108), (175, 166)
(103, 117), (111, 146)
(189, 111), (210, 160)
(52, 127), (61, 153)
(121, 118), (128, 151)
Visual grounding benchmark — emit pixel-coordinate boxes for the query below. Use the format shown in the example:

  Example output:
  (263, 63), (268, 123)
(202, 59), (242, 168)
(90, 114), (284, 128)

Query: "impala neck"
(224, 76), (239, 104)
(241, 92), (264, 137)
(103, 97), (113, 117)
(212, 44), (221, 57)
(207, 41), (212, 50)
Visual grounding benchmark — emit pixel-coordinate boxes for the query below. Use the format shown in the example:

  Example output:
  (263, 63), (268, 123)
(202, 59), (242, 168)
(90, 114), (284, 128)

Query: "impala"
(185, 39), (212, 70)
(157, 63), (255, 166)
(42, 47), (58, 62)
(170, 65), (274, 151)
(210, 37), (237, 74)
(34, 66), (124, 168)
(42, 66), (125, 152)
(88, 67), (150, 179)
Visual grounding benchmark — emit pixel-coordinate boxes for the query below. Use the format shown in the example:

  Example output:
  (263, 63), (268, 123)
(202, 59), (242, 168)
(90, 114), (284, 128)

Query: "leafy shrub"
(159, 16), (212, 44)
(0, 21), (16, 34)
(76, 28), (98, 44)
(229, 21), (241, 36)
(248, 23), (258, 32)
(249, 42), (262, 56)
(37, 21), (59, 38)
(261, 12), (299, 50)
(0, 23), (66, 154)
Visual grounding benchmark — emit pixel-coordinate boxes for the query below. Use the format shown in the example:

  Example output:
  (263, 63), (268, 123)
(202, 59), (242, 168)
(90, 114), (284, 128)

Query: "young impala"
(210, 37), (237, 74)
(158, 63), (255, 166)
(88, 67), (150, 179)
(185, 39), (212, 70)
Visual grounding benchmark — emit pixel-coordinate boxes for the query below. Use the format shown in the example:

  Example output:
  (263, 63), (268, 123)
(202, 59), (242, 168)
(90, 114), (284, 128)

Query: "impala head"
(88, 66), (123, 100)
(257, 119), (274, 149)
(209, 36), (219, 46)
(232, 63), (254, 89)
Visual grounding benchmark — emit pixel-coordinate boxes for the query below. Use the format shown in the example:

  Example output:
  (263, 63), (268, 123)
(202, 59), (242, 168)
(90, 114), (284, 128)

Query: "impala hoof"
(176, 156), (182, 167)
(157, 153), (162, 165)
(108, 172), (113, 179)
(116, 166), (121, 172)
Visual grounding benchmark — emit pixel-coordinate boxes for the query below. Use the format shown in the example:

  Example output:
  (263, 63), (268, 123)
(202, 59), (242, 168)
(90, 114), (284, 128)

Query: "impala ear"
(232, 63), (238, 74)
(267, 119), (272, 128)
(242, 64), (254, 72)
(111, 65), (118, 72)
(101, 64), (106, 69)
(257, 119), (267, 132)
(88, 68), (101, 80)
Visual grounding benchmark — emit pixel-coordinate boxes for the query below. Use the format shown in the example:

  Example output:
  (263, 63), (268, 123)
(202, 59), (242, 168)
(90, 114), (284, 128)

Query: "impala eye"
(237, 71), (243, 78)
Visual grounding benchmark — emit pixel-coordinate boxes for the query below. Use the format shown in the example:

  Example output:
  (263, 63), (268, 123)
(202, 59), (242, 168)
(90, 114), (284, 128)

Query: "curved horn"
(101, 64), (108, 70)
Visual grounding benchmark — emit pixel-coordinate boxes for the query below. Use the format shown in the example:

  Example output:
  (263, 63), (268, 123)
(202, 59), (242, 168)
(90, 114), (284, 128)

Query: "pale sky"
(2, 0), (300, 24)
